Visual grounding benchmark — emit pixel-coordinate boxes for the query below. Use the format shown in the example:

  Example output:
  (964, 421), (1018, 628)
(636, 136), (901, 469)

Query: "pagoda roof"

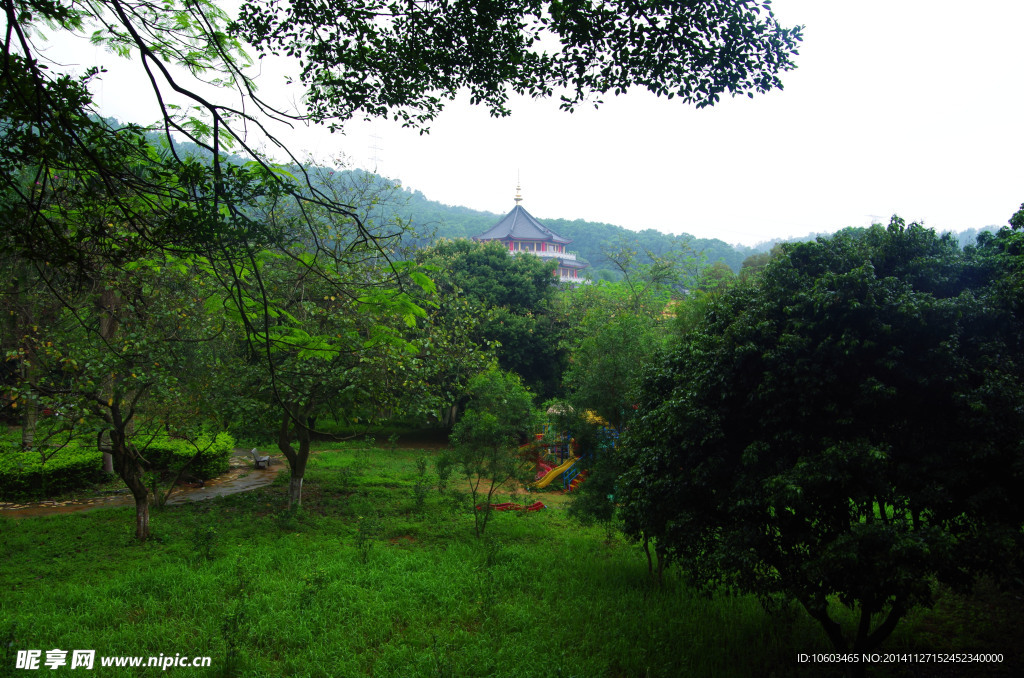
(475, 205), (572, 245)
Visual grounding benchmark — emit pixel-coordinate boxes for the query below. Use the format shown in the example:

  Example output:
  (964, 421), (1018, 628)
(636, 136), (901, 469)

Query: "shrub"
(0, 431), (234, 500)
(139, 431), (235, 480)
(0, 439), (104, 499)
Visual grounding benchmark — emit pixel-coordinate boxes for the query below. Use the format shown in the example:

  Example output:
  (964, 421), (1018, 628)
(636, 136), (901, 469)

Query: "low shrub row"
(0, 431), (234, 500)
(139, 431), (235, 480)
(0, 439), (104, 499)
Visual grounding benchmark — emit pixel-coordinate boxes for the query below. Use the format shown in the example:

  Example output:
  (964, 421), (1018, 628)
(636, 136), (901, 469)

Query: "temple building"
(474, 187), (587, 283)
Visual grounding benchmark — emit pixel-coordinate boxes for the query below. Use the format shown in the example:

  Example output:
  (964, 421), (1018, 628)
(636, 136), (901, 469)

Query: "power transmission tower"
(369, 132), (384, 173)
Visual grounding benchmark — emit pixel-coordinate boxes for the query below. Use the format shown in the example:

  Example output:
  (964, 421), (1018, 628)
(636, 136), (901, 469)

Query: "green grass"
(1, 446), (1020, 677)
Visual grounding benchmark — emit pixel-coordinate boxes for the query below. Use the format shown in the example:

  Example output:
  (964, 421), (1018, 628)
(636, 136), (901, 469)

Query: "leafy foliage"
(235, 0), (802, 128)
(139, 431), (235, 481)
(0, 430), (232, 499)
(0, 437), (104, 499)
(559, 281), (669, 431)
(619, 219), (1024, 656)
(416, 239), (563, 399)
(449, 367), (537, 537)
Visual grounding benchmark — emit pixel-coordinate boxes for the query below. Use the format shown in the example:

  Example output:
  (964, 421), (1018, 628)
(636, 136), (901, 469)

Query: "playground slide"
(533, 457), (577, 489)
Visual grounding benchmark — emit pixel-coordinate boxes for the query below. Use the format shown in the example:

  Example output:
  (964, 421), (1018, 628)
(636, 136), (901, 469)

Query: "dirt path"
(0, 448), (282, 518)
(1, 436), (455, 518)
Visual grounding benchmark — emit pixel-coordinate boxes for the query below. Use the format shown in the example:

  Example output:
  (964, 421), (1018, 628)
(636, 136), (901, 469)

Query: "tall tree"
(559, 281), (669, 431)
(7, 254), (225, 539)
(556, 278), (670, 535)
(222, 172), (433, 508)
(619, 220), (1024, 668)
(416, 239), (563, 399)
(600, 238), (698, 311)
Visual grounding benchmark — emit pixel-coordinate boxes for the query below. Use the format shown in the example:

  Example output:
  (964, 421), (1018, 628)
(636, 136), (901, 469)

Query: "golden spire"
(515, 172), (522, 205)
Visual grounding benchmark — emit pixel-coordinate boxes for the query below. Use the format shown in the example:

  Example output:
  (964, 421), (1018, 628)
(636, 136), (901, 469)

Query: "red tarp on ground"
(475, 501), (546, 512)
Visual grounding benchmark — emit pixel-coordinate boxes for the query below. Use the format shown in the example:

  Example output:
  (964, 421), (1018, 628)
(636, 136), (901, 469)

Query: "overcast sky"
(54, 0), (1024, 246)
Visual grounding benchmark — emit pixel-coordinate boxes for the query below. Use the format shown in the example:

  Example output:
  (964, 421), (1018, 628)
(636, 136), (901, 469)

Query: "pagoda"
(474, 186), (587, 283)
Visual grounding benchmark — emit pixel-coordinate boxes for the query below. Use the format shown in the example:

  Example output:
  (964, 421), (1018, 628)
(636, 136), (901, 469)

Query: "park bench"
(250, 448), (270, 469)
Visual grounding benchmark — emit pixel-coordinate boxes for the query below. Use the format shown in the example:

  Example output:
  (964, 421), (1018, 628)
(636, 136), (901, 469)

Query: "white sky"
(44, 0), (1024, 246)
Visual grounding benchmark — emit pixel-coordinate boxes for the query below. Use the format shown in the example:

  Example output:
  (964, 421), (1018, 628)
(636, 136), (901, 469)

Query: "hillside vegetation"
(319, 168), (998, 277)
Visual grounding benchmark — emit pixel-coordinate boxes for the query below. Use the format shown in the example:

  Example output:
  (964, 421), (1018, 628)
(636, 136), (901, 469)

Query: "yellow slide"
(533, 457), (577, 489)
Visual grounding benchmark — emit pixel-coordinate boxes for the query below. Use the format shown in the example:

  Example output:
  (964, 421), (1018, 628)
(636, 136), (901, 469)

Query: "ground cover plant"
(2, 443), (1020, 677)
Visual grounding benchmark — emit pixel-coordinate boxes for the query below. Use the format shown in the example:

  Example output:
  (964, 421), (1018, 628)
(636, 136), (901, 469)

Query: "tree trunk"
(98, 286), (120, 474)
(113, 443), (150, 541)
(21, 395), (37, 451)
(133, 491), (150, 541)
(804, 599), (904, 678)
(288, 475), (304, 509)
(18, 317), (40, 452)
(117, 453), (150, 540)
(442, 403), (459, 428)
(107, 409), (150, 540)
(99, 431), (115, 474)
(278, 406), (312, 509)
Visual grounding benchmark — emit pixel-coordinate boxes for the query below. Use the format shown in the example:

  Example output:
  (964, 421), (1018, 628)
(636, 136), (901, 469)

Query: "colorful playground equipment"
(533, 456), (577, 489)
(525, 412), (617, 493)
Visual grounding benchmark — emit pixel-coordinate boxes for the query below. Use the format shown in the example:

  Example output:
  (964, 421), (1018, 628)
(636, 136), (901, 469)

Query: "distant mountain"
(109, 120), (1003, 275)
(353, 173), (1003, 278)
(378, 181), (816, 276)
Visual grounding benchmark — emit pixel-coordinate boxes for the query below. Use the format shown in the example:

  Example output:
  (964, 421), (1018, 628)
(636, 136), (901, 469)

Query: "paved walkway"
(0, 448), (282, 518)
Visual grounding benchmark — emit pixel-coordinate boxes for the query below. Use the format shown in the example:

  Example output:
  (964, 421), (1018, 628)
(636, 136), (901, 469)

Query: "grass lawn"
(1, 444), (1020, 677)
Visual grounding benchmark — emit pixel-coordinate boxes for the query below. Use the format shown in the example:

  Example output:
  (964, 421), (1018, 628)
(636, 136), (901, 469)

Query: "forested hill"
(385, 177), (1000, 274)
(367, 172), (774, 274)
(135, 124), (999, 275)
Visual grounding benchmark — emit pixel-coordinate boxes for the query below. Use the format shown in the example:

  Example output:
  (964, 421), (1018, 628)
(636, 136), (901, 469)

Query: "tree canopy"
(3, 0), (801, 265)
(235, 0), (802, 128)
(416, 239), (563, 398)
(618, 220), (1024, 661)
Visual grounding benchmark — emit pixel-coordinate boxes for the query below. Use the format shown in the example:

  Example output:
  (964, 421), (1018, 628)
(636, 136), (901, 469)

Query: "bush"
(0, 431), (235, 500)
(139, 432), (235, 480)
(0, 439), (104, 499)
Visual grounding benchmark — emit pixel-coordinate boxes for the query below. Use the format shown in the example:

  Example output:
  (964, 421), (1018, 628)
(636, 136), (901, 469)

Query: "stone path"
(0, 448), (282, 518)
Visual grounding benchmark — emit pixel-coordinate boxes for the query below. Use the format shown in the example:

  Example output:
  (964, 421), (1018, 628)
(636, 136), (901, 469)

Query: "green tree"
(600, 238), (698, 312)
(5, 255), (225, 539)
(975, 202), (1024, 322)
(449, 367), (537, 537)
(416, 239), (563, 399)
(402, 294), (497, 428)
(235, 0), (802, 126)
(694, 260), (736, 294)
(555, 279), (670, 536)
(1009, 202), (1024, 231)
(0, 255), (70, 451)
(218, 204), (432, 509)
(560, 283), (667, 431)
(619, 220), (1024, 667)
(738, 244), (783, 282)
